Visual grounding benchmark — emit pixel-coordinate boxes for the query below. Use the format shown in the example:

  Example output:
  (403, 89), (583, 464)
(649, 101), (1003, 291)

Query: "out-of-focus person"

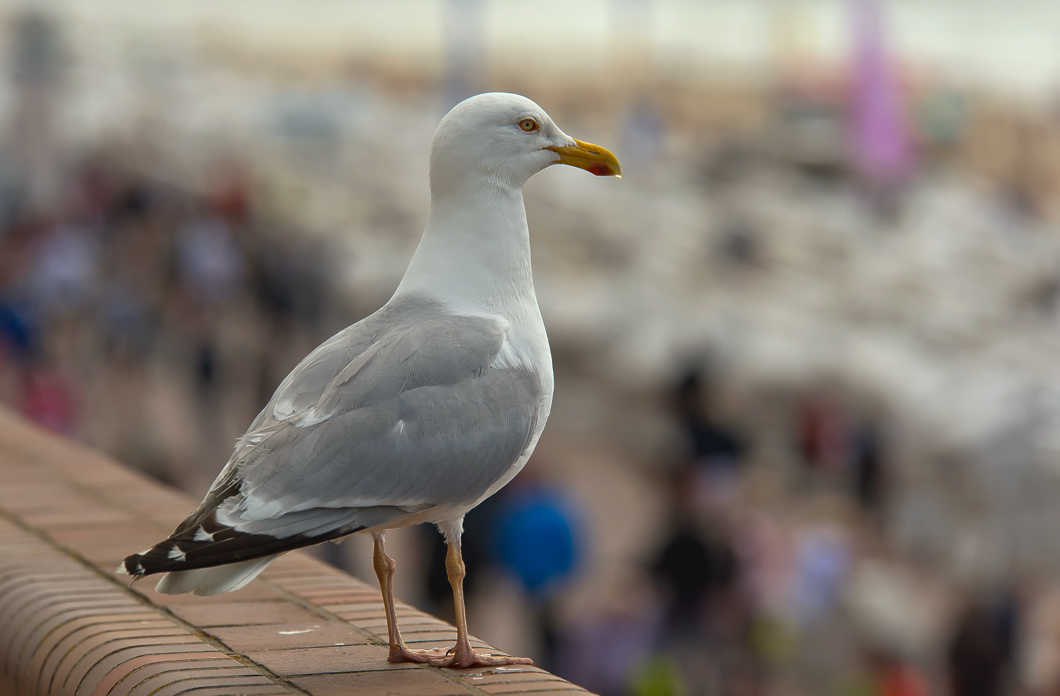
(673, 369), (747, 507)
(17, 352), (77, 435)
(948, 595), (1020, 696)
(851, 419), (889, 523)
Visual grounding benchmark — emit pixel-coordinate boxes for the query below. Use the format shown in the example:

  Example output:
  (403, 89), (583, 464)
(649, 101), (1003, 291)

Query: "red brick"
(93, 659), (258, 696)
(456, 671), (576, 693)
(290, 590), (376, 604)
(0, 482), (79, 504)
(0, 462), (50, 479)
(258, 555), (327, 575)
(0, 560), (96, 576)
(283, 580), (374, 594)
(101, 482), (189, 506)
(57, 639), (216, 696)
(265, 566), (354, 580)
(243, 644), (416, 676)
(0, 528), (37, 543)
(2, 592), (138, 650)
(134, 578), (285, 605)
(0, 542), (60, 559)
(401, 638), (492, 653)
(0, 559), (72, 583)
(145, 674), (286, 696)
(0, 582), (120, 629)
(208, 622), (372, 652)
(168, 601), (321, 628)
(455, 668), (557, 684)
(140, 505), (198, 528)
(48, 526), (168, 562)
(0, 496), (89, 517)
(405, 637), (492, 652)
(478, 683), (586, 694)
(151, 689), (290, 696)
(3, 595), (140, 668)
(330, 606), (423, 623)
(89, 658), (231, 695)
(320, 600), (387, 613)
(291, 669), (473, 696)
(23, 507), (138, 530)
(46, 452), (138, 478)
(268, 577), (364, 592)
(275, 573), (362, 587)
(28, 615), (166, 695)
(350, 617), (450, 634)
(0, 570), (101, 604)
(0, 580), (114, 628)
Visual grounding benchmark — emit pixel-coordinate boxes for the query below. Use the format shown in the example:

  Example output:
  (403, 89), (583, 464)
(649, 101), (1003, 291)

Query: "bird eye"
(518, 118), (539, 132)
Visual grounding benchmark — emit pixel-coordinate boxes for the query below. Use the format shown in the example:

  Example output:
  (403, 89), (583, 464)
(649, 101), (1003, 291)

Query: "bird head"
(430, 92), (621, 194)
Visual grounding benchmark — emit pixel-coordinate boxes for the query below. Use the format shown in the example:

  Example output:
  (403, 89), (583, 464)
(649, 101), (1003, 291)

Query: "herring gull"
(119, 92), (621, 668)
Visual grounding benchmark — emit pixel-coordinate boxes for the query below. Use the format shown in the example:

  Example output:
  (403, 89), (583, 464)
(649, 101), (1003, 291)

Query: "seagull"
(118, 92), (620, 668)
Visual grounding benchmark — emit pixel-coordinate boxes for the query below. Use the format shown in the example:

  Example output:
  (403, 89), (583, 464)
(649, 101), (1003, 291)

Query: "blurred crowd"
(0, 158), (341, 491)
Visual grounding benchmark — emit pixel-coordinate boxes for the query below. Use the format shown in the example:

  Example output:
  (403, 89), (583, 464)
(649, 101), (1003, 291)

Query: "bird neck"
(394, 178), (540, 324)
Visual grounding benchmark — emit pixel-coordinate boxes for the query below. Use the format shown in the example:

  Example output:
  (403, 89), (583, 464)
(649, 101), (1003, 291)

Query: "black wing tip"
(120, 521), (368, 578)
(119, 538), (183, 578)
(116, 554), (145, 576)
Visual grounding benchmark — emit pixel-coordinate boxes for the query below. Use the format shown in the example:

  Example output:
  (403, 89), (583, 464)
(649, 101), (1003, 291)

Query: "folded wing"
(121, 296), (542, 579)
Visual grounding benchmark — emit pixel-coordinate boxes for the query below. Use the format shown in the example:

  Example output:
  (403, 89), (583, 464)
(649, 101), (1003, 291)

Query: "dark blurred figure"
(674, 369), (747, 506)
(649, 465), (757, 696)
(797, 390), (849, 477)
(17, 352), (77, 435)
(948, 596), (1019, 696)
(250, 237), (331, 407)
(989, 587), (1022, 679)
(174, 199), (248, 437)
(851, 420), (888, 522)
(0, 295), (35, 369)
(652, 496), (740, 639)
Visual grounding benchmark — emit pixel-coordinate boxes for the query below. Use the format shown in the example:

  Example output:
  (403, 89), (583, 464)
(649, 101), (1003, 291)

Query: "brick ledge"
(0, 409), (590, 696)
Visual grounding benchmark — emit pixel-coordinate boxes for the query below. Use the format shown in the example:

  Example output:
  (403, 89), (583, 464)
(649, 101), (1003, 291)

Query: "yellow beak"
(547, 139), (622, 178)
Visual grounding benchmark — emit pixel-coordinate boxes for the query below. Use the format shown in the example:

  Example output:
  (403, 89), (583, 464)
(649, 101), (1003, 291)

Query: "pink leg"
(371, 533), (448, 664)
(429, 539), (535, 669)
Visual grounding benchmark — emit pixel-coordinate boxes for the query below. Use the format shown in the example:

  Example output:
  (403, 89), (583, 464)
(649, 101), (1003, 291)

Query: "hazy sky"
(16, 0), (1060, 102)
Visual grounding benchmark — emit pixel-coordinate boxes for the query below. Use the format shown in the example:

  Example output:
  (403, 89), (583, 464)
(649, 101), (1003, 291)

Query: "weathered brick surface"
(0, 409), (593, 695)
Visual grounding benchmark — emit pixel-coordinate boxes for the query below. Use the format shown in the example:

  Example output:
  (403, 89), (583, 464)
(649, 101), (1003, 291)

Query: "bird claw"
(388, 645), (450, 663)
(429, 649), (535, 669)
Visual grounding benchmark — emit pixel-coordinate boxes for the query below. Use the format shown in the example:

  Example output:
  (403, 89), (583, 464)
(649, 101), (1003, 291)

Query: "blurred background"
(2, 0), (1060, 694)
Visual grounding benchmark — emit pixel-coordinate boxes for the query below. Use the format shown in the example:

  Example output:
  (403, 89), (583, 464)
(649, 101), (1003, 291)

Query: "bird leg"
(371, 533), (448, 664)
(428, 539), (535, 669)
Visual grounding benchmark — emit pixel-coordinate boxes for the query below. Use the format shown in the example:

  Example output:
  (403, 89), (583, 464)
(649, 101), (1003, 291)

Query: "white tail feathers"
(154, 555), (280, 596)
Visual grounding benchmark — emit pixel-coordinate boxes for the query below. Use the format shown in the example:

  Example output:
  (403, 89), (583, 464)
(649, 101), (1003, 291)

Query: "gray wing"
(240, 297), (540, 514)
(121, 297), (542, 576)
